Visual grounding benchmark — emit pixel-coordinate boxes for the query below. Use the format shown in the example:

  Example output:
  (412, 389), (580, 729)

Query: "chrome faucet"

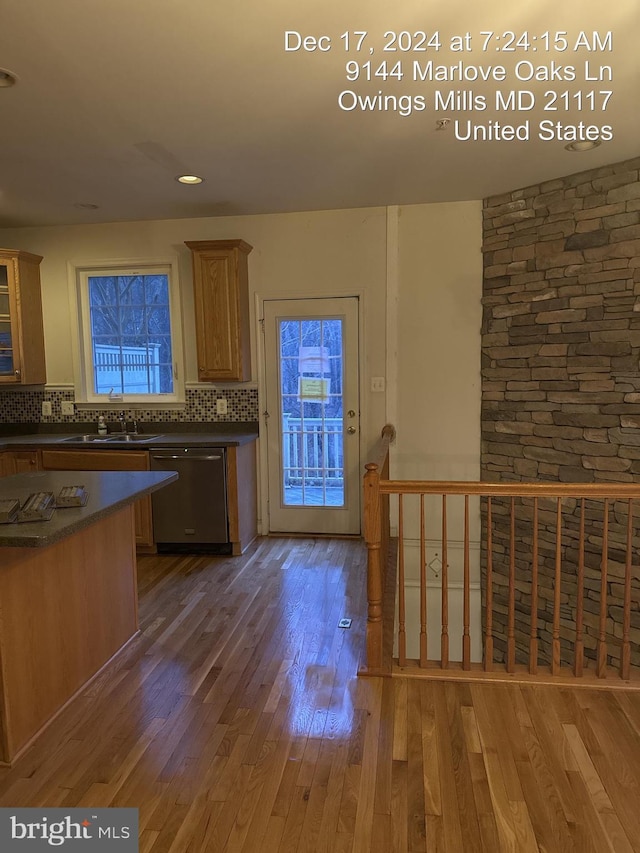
(118, 411), (127, 433)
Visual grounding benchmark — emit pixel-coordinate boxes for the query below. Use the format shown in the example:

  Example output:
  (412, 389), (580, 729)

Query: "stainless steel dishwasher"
(149, 447), (229, 553)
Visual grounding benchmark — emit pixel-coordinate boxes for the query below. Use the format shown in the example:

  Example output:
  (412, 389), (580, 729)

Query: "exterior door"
(264, 297), (360, 534)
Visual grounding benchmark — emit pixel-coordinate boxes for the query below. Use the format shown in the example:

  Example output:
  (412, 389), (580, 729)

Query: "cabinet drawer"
(41, 449), (148, 471)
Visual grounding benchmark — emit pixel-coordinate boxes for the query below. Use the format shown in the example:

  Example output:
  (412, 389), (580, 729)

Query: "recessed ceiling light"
(0, 68), (18, 88)
(564, 140), (602, 152)
(74, 203), (99, 210)
(176, 175), (204, 185)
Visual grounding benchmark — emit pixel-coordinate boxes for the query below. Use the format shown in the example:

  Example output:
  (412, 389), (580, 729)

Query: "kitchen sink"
(109, 434), (163, 442)
(62, 435), (115, 442)
(62, 434), (163, 443)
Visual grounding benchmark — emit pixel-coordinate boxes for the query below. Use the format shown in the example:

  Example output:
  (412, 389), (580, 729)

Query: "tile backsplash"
(0, 386), (259, 425)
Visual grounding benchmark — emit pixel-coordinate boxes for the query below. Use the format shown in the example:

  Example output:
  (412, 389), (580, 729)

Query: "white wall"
(393, 201), (483, 661)
(395, 201), (483, 483)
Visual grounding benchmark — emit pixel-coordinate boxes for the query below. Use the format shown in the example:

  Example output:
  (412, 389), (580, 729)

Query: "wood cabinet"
(185, 239), (252, 382)
(0, 249), (46, 385)
(0, 450), (40, 477)
(0, 503), (138, 764)
(40, 449), (154, 550)
(226, 441), (258, 556)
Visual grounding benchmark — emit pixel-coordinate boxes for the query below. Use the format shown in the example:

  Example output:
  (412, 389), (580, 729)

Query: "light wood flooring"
(0, 537), (639, 852)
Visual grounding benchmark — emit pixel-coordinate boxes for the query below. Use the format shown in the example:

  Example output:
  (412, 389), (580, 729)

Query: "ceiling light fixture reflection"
(564, 140), (602, 152)
(176, 175), (204, 185)
(0, 68), (18, 88)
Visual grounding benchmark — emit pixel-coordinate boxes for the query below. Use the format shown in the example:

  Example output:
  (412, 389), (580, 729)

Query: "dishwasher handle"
(151, 454), (223, 461)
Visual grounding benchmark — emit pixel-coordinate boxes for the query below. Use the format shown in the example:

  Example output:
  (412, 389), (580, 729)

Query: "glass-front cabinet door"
(0, 249), (46, 385)
(0, 261), (16, 379)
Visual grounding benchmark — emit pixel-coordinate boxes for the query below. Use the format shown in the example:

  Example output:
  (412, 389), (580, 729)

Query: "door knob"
(347, 426), (356, 435)
(348, 410), (356, 418)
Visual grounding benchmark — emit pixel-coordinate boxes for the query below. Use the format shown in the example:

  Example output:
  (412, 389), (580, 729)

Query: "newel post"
(364, 461), (384, 671)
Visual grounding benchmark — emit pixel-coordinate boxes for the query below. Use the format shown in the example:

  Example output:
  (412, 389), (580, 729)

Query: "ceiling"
(0, 0), (638, 228)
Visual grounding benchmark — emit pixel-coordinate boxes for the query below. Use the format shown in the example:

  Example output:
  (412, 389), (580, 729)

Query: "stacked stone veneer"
(481, 155), (640, 670)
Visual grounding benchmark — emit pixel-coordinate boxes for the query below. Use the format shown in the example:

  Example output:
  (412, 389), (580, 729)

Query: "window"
(74, 260), (184, 404)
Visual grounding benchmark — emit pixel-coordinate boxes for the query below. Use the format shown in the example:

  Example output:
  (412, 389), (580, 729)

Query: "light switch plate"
(61, 401), (75, 416)
(216, 398), (228, 415)
(371, 377), (385, 393)
(41, 401), (52, 416)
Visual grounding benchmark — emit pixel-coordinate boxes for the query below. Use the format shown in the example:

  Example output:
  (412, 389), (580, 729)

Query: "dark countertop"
(0, 422), (259, 451)
(0, 470), (178, 548)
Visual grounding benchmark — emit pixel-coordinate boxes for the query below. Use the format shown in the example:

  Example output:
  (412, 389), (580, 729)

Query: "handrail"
(366, 423), (396, 473)
(380, 480), (640, 497)
(362, 427), (640, 687)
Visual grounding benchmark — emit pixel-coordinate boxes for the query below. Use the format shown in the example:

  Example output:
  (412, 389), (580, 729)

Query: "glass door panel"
(265, 297), (360, 535)
(0, 317), (13, 375)
(0, 263), (14, 376)
(279, 318), (345, 508)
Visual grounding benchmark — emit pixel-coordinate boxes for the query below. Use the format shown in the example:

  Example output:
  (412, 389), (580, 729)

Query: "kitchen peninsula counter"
(0, 469), (176, 765)
(0, 469), (177, 546)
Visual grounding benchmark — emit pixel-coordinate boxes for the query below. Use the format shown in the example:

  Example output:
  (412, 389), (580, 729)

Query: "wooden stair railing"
(363, 436), (640, 687)
(362, 424), (395, 675)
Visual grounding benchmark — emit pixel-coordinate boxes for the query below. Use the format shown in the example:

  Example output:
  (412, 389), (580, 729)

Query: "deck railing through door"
(363, 428), (640, 686)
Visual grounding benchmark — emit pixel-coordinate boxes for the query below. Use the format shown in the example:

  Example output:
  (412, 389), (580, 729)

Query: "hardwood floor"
(0, 536), (639, 852)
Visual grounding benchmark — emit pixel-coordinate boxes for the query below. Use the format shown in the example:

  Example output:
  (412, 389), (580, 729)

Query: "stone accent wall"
(481, 155), (640, 670)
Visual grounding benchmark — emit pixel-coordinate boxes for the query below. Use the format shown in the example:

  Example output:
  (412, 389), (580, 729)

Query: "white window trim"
(67, 256), (185, 406)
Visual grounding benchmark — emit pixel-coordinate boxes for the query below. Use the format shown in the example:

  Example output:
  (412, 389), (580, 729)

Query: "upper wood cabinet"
(185, 239), (252, 382)
(0, 249), (46, 385)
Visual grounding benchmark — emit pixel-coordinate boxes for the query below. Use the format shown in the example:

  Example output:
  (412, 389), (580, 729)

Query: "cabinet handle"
(14, 369), (20, 377)
(151, 454), (222, 461)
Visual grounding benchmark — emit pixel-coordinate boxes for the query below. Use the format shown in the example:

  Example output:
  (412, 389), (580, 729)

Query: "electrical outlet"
(371, 376), (385, 393)
(216, 398), (228, 415)
(41, 401), (52, 417)
(61, 401), (75, 416)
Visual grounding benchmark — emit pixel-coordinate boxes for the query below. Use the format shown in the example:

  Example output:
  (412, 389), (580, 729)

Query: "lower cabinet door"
(0, 450), (40, 476)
